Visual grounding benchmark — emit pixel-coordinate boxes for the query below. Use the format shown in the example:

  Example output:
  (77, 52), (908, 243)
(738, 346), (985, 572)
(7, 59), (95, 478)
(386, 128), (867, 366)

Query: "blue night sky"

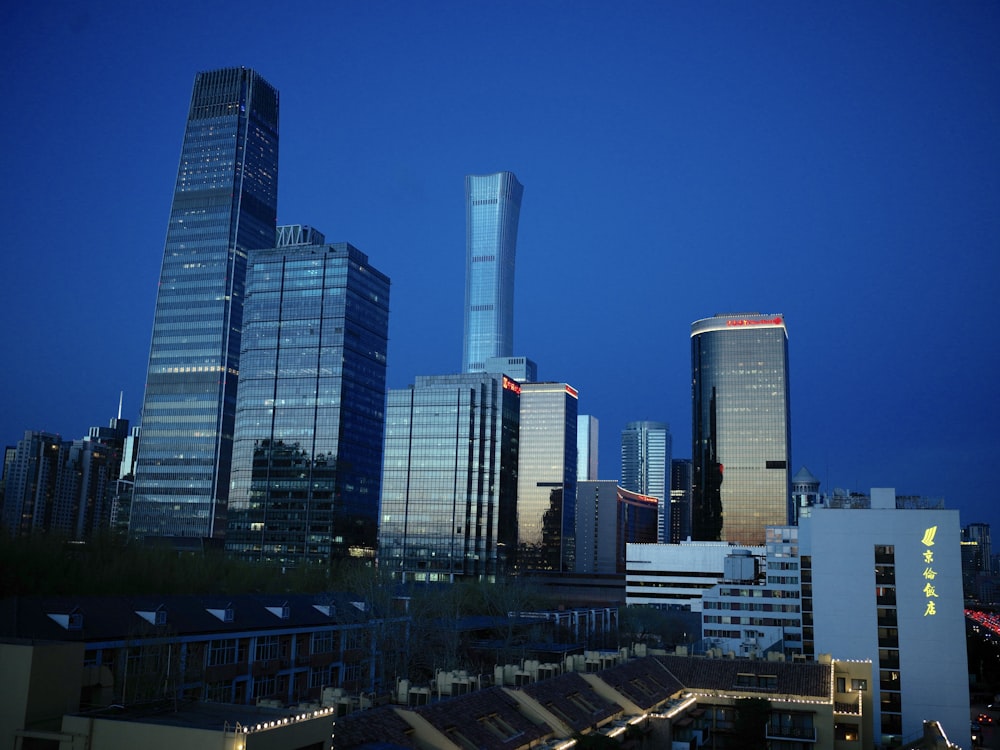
(2, 2), (998, 531)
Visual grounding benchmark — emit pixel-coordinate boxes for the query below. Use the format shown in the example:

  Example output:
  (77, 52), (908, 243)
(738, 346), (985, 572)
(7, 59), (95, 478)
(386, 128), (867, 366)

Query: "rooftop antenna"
(118, 391), (123, 420)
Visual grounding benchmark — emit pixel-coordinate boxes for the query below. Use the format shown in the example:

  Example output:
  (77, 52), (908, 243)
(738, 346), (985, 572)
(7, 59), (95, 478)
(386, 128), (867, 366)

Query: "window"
(208, 639), (238, 666)
(479, 714), (519, 740)
(255, 635), (279, 661)
(311, 629), (336, 654)
(836, 677), (846, 692)
(851, 678), (868, 691)
(835, 723), (860, 742)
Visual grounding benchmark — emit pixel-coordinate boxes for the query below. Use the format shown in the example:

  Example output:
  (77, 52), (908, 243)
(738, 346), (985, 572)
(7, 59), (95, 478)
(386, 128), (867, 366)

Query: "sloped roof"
(0, 592), (377, 644)
(590, 657), (685, 710)
(334, 706), (418, 749)
(521, 671), (620, 731)
(413, 686), (551, 750)
(654, 654), (831, 698)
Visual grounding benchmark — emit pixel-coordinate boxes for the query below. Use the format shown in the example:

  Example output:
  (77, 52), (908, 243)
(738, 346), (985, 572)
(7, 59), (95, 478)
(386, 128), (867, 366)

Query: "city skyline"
(2, 3), (998, 535)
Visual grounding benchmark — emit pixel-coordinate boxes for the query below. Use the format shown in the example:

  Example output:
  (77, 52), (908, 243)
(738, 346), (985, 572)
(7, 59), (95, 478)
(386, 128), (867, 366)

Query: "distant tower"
(691, 313), (791, 545)
(620, 421), (671, 543)
(791, 466), (822, 522)
(964, 522), (994, 575)
(226, 227), (390, 566)
(517, 382), (578, 572)
(670, 458), (693, 543)
(131, 68), (279, 540)
(577, 415), (599, 481)
(462, 172), (523, 373)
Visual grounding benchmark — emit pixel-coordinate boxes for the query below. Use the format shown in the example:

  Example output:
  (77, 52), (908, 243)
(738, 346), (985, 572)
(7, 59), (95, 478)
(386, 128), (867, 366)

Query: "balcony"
(766, 723), (817, 742)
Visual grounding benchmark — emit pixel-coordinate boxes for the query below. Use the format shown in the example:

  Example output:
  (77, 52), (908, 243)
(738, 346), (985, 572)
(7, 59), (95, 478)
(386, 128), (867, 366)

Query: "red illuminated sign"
(726, 317), (783, 327)
(502, 376), (521, 395)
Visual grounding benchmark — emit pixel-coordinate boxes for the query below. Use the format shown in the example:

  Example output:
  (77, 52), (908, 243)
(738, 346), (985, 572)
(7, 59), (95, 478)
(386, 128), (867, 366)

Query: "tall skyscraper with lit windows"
(225, 226), (390, 565)
(462, 172), (523, 373)
(130, 68), (279, 540)
(691, 313), (791, 545)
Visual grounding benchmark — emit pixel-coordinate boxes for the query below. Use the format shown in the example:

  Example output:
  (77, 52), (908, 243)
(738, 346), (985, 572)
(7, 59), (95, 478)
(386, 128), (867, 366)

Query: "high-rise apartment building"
(378, 373), (521, 582)
(225, 227), (390, 565)
(130, 68), (279, 540)
(516, 382), (578, 572)
(621, 421), (671, 543)
(691, 313), (791, 545)
(462, 172), (523, 373)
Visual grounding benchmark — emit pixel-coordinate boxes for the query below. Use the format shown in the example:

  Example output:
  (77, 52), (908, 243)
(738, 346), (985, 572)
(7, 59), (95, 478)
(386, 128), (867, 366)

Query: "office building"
(575, 481), (658, 575)
(626, 540), (764, 611)
(516, 382), (578, 572)
(378, 372), (521, 582)
(669, 458), (693, 543)
(462, 172), (523, 373)
(485, 355), (537, 383)
(621, 421), (671, 543)
(130, 68), (279, 540)
(225, 228), (390, 566)
(700, 526), (804, 659)
(577, 415), (599, 481)
(963, 522), (993, 574)
(691, 313), (791, 545)
(799, 494), (970, 747)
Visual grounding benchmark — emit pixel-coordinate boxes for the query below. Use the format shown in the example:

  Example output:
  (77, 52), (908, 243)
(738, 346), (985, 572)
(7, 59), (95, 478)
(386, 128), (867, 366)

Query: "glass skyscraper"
(620, 421), (671, 543)
(130, 68), (279, 539)
(691, 313), (791, 545)
(378, 373), (521, 582)
(516, 382), (578, 572)
(462, 172), (523, 373)
(225, 227), (390, 565)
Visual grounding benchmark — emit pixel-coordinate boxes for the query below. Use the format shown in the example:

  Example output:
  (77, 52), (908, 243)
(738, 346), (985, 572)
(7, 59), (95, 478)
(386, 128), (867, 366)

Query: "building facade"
(225, 228), (390, 566)
(462, 172), (523, 373)
(131, 68), (280, 540)
(576, 481), (658, 575)
(378, 372), (521, 581)
(577, 415), (599, 482)
(669, 458), (693, 543)
(691, 313), (791, 545)
(620, 421), (671, 543)
(626, 541), (764, 611)
(799, 500), (970, 747)
(516, 382), (578, 573)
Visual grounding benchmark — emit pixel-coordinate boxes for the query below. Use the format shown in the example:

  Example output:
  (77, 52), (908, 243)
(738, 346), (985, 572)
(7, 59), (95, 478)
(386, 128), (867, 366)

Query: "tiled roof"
(653, 654), (831, 698)
(0, 592), (376, 643)
(521, 671), (620, 731)
(334, 706), (418, 749)
(414, 686), (551, 750)
(593, 657), (685, 710)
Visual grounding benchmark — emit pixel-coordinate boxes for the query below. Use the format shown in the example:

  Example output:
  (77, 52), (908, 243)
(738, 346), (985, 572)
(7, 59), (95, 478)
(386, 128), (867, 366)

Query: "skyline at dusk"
(2, 2), (998, 534)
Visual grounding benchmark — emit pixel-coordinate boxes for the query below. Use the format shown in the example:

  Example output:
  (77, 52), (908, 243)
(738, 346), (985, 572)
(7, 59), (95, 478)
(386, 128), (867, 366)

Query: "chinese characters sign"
(921, 526), (938, 617)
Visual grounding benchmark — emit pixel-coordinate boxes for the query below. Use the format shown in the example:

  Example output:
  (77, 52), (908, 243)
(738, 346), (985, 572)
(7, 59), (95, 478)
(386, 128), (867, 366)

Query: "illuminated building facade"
(691, 313), (791, 545)
(577, 415), (599, 481)
(799, 498), (969, 747)
(462, 172), (523, 373)
(670, 458), (693, 544)
(378, 373), (521, 581)
(131, 68), (279, 539)
(516, 382), (578, 572)
(621, 421), (671, 543)
(225, 228), (390, 565)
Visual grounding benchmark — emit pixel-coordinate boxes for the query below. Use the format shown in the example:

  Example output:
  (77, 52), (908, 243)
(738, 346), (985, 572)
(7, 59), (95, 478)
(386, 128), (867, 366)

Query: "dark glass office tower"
(620, 421), (671, 543)
(130, 68), (279, 539)
(691, 313), (791, 545)
(379, 373), (521, 582)
(225, 227), (390, 565)
(463, 172), (523, 373)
